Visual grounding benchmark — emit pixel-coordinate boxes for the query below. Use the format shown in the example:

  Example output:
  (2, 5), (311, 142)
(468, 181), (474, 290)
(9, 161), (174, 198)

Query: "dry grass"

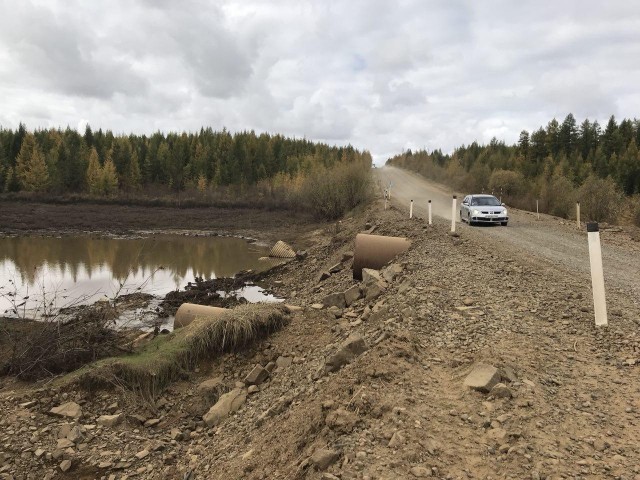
(73, 303), (289, 398)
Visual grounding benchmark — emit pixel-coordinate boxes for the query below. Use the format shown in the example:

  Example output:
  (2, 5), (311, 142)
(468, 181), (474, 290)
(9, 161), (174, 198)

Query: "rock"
(318, 271), (331, 282)
(269, 240), (296, 258)
(343, 285), (362, 306)
(19, 400), (37, 408)
(283, 304), (303, 313)
(144, 418), (160, 428)
(325, 408), (358, 433)
(59, 460), (72, 472)
(490, 383), (513, 399)
(276, 356), (292, 368)
(363, 281), (385, 301)
(410, 466), (431, 477)
(311, 448), (340, 471)
(501, 366), (518, 383)
(197, 376), (224, 395)
(248, 385), (260, 394)
(97, 414), (123, 428)
(311, 303), (324, 310)
(462, 298), (474, 306)
(328, 263), (342, 274)
(265, 361), (277, 373)
(34, 448), (45, 458)
(325, 334), (368, 373)
(245, 364), (270, 386)
(296, 250), (308, 259)
(322, 474), (341, 480)
(135, 449), (149, 460)
(388, 430), (406, 448)
(485, 427), (508, 443)
(203, 388), (247, 427)
(342, 251), (354, 262)
(322, 292), (346, 309)
(50, 402), (82, 419)
(56, 438), (75, 449)
(362, 268), (383, 284)
(464, 364), (501, 393)
(381, 263), (403, 282)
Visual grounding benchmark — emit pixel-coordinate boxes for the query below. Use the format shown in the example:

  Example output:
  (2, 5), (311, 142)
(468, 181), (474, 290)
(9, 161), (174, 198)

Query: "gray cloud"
(0, 0), (639, 162)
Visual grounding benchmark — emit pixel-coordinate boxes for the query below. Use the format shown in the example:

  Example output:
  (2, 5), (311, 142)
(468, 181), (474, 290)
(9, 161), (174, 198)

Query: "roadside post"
(536, 199), (539, 220)
(587, 222), (608, 326)
(428, 200), (432, 225)
(577, 202), (581, 229)
(451, 195), (457, 233)
(409, 200), (413, 219)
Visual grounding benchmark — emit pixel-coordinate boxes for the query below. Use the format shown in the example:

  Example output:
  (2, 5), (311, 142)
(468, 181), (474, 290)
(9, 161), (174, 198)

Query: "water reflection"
(0, 235), (272, 317)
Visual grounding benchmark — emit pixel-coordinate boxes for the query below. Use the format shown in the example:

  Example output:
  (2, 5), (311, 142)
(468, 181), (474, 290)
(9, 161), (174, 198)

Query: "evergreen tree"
(15, 133), (36, 184)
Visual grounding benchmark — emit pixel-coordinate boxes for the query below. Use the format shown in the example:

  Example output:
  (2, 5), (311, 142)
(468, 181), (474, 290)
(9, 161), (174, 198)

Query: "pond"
(0, 234), (280, 318)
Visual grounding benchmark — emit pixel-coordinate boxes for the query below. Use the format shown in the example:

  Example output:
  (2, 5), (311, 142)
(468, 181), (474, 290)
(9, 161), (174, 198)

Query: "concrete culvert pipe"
(174, 303), (227, 329)
(352, 233), (411, 280)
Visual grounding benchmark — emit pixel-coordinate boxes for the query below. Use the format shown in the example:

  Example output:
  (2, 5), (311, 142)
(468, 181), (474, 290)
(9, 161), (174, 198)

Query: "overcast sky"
(1, 0), (639, 163)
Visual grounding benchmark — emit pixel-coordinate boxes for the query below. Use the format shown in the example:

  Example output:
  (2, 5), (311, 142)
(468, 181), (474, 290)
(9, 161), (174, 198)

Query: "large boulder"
(203, 388), (247, 427)
(311, 448), (340, 471)
(97, 414), (123, 428)
(244, 364), (270, 386)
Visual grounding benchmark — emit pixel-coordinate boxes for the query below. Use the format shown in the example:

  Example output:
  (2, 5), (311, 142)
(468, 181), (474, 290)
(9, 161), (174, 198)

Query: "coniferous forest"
(0, 125), (373, 219)
(388, 114), (640, 224)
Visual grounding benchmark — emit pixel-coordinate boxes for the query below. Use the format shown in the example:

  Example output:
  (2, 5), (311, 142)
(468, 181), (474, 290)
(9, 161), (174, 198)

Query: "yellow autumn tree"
(86, 147), (102, 195)
(20, 144), (49, 192)
(101, 152), (119, 195)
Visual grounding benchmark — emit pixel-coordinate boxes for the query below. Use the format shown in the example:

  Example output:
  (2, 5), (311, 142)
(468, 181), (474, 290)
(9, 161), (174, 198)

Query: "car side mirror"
(462, 201), (468, 205)
(501, 203), (505, 207)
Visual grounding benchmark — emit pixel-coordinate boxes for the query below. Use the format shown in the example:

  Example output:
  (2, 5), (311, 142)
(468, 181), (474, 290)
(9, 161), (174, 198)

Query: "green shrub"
(540, 174), (576, 218)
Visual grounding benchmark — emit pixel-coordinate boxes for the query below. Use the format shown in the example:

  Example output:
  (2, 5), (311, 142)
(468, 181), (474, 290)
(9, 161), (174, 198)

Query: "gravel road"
(378, 165), (640, 306)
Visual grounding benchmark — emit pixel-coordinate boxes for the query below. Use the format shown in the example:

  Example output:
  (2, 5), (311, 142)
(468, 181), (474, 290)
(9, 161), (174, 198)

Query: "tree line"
(0, 124), (371, 196)
(388, 114), (640, 223)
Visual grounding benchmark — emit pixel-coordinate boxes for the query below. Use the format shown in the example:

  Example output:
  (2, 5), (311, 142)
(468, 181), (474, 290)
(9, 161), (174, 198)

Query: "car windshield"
(471, 196), (501, 206)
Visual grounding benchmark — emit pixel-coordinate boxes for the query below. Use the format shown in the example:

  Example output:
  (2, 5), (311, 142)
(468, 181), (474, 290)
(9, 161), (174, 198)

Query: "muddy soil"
(1, 194), (640, 480)
(0, 201), (319, 247)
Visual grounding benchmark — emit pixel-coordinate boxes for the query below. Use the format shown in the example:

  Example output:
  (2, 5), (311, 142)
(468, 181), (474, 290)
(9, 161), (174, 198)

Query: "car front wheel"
(468, 213), (474, 226)
(501, 221), (508, 226)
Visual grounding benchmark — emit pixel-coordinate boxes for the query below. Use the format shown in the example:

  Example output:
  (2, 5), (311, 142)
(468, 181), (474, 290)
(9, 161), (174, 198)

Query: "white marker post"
(536, 199), (539, 220)
(451, 195), (457, 233)
(587, 222), (608, 326)
(409, 200), (413, 219)
(576, 202), (581, 230)
(428, 200), (432, 225)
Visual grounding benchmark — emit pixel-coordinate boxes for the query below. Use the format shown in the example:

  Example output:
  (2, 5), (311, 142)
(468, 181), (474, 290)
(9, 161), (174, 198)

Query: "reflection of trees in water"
(0, 236), (269, 285)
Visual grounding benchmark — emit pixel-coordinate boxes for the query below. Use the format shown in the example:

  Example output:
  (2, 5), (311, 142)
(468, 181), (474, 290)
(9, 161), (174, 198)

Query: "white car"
(460, 194), (508, 226)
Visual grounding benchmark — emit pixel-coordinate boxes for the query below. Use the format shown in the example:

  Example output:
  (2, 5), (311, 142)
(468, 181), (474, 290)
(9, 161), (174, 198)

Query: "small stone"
(248, 385), (260, 394)
(56, 438), (75, 449)
(362, 268), (383, 284)
(59, 460), (72, 472)
(50, 402), (82, 419)
(311, 448), (340, 471)
(322, 292), (346, 309)
(344, 285), (362, 306)
(203, 388), (247, 427)
(388, 430), (406, 448)
(144, 418), (160, 428)
(34, 448), (45, 458)
(464, 364), (501, 393)
(265, 361), (277, 373)
(325, 334), (368, 373)
(328, 263), (342, 274)
(196, 376), (224, 394)
(311, 303), (324, 310)
(97, 414), (123, 428)
(135, 449), (149, 460)
(325, 408), (358, 433)
(245, 364), (270, 386)
(318, 271), (331, 282)
(462, 298), (474, 306)
(490, 383), (513, 399)
(410, 466), (431, 477)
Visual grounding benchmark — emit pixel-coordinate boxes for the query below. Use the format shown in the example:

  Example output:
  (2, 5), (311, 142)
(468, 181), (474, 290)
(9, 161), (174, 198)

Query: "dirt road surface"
(378, 165), (640, 307)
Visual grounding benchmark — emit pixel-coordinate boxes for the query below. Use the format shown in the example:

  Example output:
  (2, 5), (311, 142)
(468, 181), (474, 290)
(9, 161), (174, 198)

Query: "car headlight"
(472, 209), (480, 215)
(503, 209), (508, 216)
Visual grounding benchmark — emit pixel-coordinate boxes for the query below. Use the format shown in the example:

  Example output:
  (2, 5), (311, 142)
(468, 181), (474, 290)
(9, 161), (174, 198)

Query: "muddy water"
(0, 234), (276, 317)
